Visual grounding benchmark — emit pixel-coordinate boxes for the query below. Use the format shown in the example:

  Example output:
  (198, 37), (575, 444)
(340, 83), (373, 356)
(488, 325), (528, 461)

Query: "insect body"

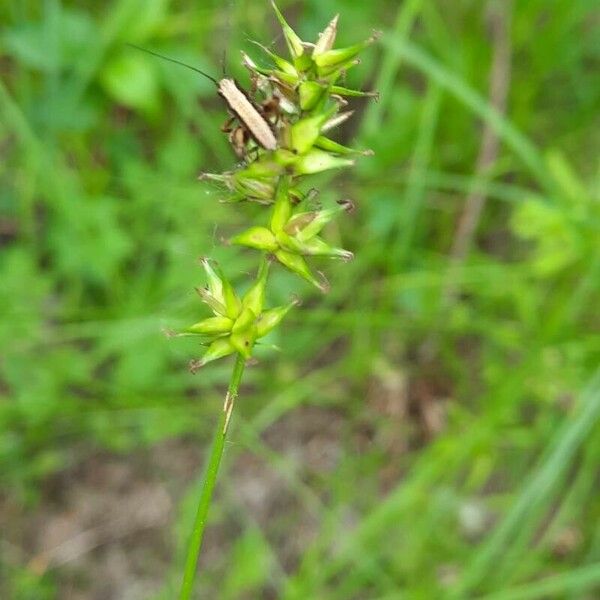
(128, 45), (278, 158)
(217, 79), (278, 155)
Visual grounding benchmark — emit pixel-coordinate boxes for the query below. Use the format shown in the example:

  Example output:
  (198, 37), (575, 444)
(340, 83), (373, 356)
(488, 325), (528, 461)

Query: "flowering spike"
(293, 149), (355, 175)
(250, 41), (297, 76)
(232, 175), (277, 203)
(176, 7), (376, 372)
(313, 14), (339, 57)
(330, 86), (380, 100)
(232, 307), (256, 334)
(275, 249), (327, 292)
(256, 298), (300, 338)
(290, 114), (329, 155)
(294, 53), (313, 73)
(199, 259), (241, 319)
(297, 236), (354, 261)
(239, 160), (283, 182)
(242, 259), (270, 315)
(200, 258), (225, 305)
(188, 316), (233, 335)
(172, 14), (380, 594)
(270, 1), (305, 59)
(240, 51), (259, 71)
(269, 69), (299, 86)
(270, 179), (294, 233)
(315, 135), (374, 156)
(198, 172), (227, 183)
(230, 307), (258, 357)
(314, 32), (380, 70)
(284, 212), (317, 235)
(230, 331), (255, 358)
(222, 278), (241, 320)
(195, 286), (228, 316)
(299, 81), (327, 111)
(318, 58), (361, 79)
(231, 226), (278, 252)
(322, 110), (355, 132)
(194, 337), (236, 370)
(296, 202), (352, 241)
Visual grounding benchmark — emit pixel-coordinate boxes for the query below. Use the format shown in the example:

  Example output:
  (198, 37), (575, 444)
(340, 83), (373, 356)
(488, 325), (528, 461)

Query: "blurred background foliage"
(1, 0), (599, 598)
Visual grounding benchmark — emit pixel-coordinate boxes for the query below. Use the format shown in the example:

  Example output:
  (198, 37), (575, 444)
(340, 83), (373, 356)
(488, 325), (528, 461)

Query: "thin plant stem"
(174, 7), (375, 596)
(178, 352), (246, 600)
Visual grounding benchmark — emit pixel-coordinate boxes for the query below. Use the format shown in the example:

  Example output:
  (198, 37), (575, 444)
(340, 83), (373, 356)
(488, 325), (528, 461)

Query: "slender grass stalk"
(382, 36), (550, 191)
(178, 352), (246, 600)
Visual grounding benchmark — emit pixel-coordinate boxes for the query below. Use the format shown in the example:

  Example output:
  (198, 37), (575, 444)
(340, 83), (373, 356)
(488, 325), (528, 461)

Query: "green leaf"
(511, 198), (581, 277)
(100, 52), (160, 115)
(222, 527), (273, 596)
(126, 0), (169, 42)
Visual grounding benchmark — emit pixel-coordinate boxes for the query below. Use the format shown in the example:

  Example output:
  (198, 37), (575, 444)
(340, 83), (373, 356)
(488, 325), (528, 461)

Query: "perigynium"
(176, 4), (378, 598)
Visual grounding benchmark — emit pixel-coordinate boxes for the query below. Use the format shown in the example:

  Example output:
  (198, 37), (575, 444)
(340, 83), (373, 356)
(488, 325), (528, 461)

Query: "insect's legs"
(221, 116), (236, 133)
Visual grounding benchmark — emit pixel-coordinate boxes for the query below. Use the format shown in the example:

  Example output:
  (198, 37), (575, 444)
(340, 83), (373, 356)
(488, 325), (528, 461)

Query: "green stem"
(178, 352), (246, 600)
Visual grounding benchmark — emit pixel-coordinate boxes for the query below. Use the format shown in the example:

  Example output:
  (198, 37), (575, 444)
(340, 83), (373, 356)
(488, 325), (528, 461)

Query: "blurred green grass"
(1, 0), (600, 598)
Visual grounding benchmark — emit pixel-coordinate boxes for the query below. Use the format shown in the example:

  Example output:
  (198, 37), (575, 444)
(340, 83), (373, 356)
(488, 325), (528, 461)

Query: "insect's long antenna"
(221, 49), (227, 77)
(127, 44), (218, 85)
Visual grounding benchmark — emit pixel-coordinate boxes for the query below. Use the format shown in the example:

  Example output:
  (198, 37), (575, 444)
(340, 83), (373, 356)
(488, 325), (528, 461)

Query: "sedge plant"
(175, 3), (378, 597)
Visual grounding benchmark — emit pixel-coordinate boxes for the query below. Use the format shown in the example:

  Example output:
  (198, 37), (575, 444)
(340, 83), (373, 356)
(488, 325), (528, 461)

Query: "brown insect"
(216, 79), (279, 157)
(128, 45), (279, 158)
